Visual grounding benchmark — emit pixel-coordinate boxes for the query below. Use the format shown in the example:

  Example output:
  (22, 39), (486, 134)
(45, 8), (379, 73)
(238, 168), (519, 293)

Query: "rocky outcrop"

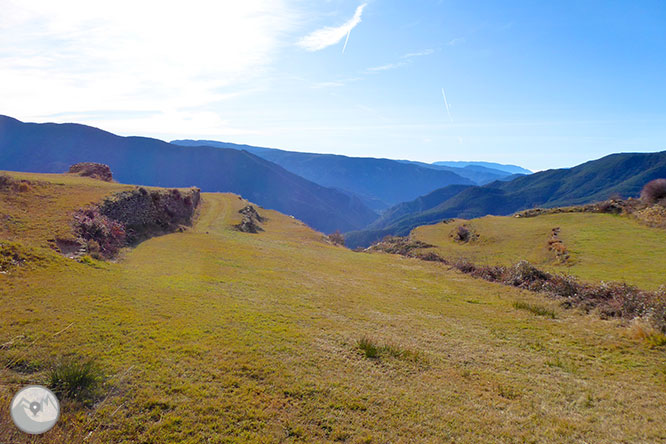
(72, 186), (200, 258)
(68, 162), (114, 182)
(235, 205), (265, 233)
(99, 187), (200, 243)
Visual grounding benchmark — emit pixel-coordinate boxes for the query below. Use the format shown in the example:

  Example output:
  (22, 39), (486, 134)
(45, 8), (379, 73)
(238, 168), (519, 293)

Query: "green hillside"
(2, 172), (666, 443)
(347, 151), (666, 248)
(412, 212), (666, 290)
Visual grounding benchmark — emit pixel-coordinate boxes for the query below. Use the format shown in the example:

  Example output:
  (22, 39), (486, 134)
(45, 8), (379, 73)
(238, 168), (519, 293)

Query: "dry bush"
(369, 234), (666, 334)
(73, 206), (126, 258)
(327, 230), (345, 246)
(451, 225), (478, 243)
(641, 179), (666, 205)
(0, 174), (32, 193)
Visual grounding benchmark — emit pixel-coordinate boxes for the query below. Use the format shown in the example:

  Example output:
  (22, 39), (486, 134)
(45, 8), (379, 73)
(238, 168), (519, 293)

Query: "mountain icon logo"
(10, 385), (60, 434)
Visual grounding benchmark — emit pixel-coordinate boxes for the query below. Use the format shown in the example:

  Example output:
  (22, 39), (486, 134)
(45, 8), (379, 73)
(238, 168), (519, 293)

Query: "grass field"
(1, 172), (666, 443)
(413, 213), (666, 290)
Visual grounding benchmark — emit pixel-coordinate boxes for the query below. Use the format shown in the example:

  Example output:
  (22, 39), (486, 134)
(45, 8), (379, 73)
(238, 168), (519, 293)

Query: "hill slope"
(412, 212), (666, 290)
(1, 171), (665, 443)
(348, 151), (666, 246)
(172, 139), (475, 210)
(0, 115), (377, 233)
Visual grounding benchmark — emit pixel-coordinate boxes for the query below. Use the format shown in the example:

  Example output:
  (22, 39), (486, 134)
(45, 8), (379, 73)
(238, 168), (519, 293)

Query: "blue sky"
(2, 0), (665, 170)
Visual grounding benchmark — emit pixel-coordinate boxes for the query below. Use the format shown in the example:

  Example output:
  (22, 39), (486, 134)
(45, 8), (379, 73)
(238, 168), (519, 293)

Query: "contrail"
(342, 29), (351, 53)
(441, 88), (453, 122)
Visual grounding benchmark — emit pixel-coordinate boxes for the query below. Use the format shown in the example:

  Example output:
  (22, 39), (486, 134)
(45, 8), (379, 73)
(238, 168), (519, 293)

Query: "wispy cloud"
(366, 62), (407, 72)
(402, 49), (434, 58)
(310, 77), (361, 89)
(447, 37), (465, 46)
(297, 3), (367, 52)
(0, 0), (296, 136)
(366, 48), (433, 73)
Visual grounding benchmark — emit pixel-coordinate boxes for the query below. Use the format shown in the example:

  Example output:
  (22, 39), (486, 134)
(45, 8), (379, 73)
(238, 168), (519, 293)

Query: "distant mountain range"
(10, 114), (657, 249)
(172, 140), (526, 210)
(345, 150), (666, 247)
(396, 160), (530, 185)
(0, 115), (377, 233)
(431, 161), (532, 175)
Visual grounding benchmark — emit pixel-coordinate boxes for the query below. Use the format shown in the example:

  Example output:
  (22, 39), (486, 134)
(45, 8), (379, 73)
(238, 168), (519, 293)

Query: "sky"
(1, 0), (665, 171)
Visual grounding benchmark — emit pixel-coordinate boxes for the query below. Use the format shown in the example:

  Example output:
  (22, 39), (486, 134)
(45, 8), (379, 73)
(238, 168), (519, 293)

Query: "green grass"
(513, 301), (558, 319)
(1, 172), (666, 443)
(357, 337), (422, 362)
(413, 213), (666, 289)
(357, 337), (380, 358)
(48, 357), (104, 403)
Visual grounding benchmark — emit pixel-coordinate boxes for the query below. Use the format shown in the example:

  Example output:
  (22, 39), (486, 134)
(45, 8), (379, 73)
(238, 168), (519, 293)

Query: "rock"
(68, 163), (113, 182)
(235, 205), (265, 233)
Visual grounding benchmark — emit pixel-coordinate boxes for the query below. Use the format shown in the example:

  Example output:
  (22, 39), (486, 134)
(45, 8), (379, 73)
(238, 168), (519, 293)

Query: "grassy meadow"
(1, 172), (666, 443)
(413, 213), (666, 290)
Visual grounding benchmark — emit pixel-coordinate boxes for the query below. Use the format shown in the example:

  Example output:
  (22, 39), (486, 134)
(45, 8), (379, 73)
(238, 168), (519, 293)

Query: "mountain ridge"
(0, 115), (377, 234)
(345, 150), (666, 248)
(172, 139), (479, 210)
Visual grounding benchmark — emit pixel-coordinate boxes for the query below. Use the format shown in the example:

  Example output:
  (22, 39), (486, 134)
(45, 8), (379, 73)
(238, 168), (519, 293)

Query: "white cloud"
(366, 62), (406, 72)
(403, 49), (434, 58)
(297, 3), (367, 52)
(0, 0), (297, 133)
(448, 37), (465, 46)
(366, 49), (433, 73)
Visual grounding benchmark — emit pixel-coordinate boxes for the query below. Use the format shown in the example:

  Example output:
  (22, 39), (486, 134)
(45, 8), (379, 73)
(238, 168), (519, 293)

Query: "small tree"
(641, 179), (666, 205)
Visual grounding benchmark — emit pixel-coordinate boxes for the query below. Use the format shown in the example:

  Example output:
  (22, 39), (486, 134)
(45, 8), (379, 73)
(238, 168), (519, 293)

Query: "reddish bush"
(641, 179), (666, 205)
(73, 207), (126, 258)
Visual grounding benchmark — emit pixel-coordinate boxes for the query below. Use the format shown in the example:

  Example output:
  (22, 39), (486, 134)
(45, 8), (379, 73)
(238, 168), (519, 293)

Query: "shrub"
(0, 173), (11, 188)
(327, 230), (345, 246)
(641, 179), (666, 205)
(49, 357), (104, 403)
(0, 174), (32, 193)
(454, 225), (470, 242)
(73, 206), (126, 258)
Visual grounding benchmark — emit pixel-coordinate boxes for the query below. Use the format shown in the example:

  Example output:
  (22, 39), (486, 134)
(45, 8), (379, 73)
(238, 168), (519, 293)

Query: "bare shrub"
(0, 174), (33, 193)
(451, 225), (478, 243)
(327, 230), (345, 246)
(641, 179), (666, 205)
